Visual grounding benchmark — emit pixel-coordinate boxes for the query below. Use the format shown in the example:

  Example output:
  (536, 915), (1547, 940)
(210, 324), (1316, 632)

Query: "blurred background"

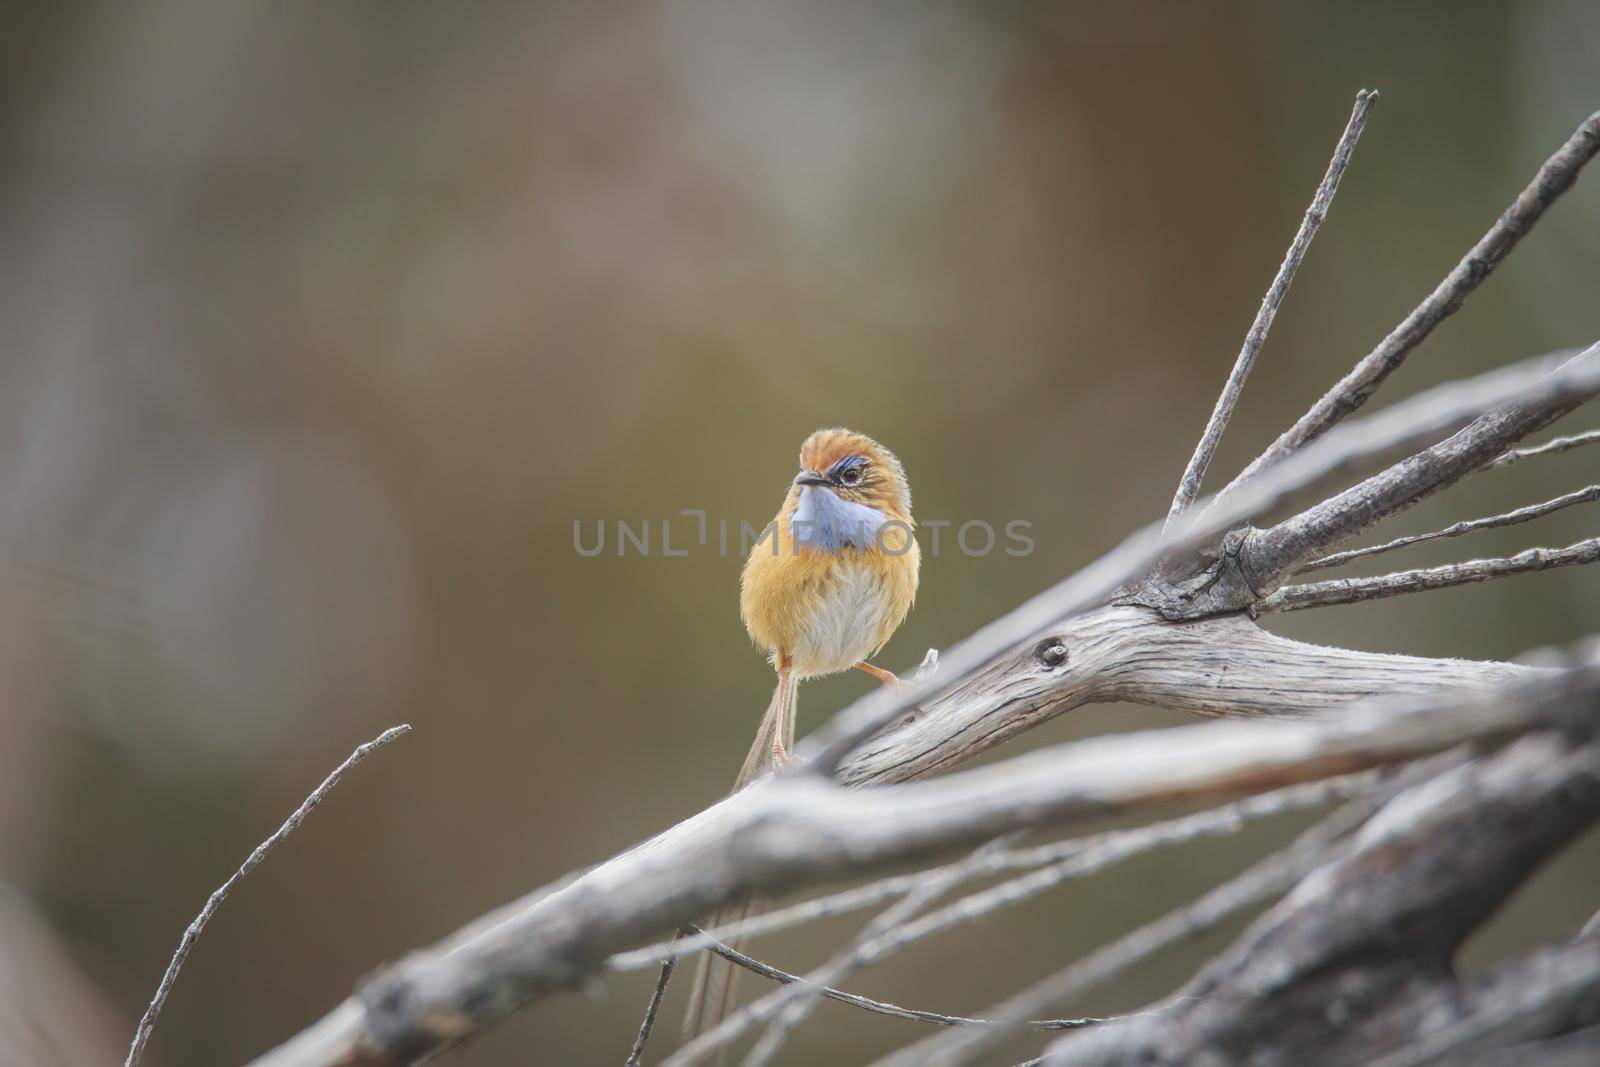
(1, 1), (1597, 1064)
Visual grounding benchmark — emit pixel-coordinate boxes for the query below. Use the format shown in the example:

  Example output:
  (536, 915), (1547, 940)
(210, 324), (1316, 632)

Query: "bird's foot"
(853, 661), (901, 688)
(769, 740), (799, 772)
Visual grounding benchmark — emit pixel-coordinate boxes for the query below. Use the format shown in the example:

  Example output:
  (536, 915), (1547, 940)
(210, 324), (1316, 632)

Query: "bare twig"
(124, 725), (411, 1067)
(1301, 485), (1600, 572)
(735, 839), (1016, 1067)
(1219, 110), (1600, 500)
(611, 770), (1384, 974)
(1257, 537), (1600, 614)
(664, 840), (1013, 1067)
(694, 930), (1112, 1030)
(1165, 90), (1377, 526)
(1492, 427), (1600, 467)
(624, 954), (679, 1067)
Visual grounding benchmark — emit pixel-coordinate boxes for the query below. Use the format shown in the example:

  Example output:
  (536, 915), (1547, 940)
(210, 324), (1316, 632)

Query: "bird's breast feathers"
(740, 506), (919, 678)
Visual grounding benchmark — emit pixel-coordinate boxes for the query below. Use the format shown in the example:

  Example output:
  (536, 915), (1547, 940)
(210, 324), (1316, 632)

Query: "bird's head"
(792, 428), (913, 522)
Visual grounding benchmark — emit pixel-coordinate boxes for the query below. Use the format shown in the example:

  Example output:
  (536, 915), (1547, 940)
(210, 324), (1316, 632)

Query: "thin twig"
(1165, 89), (1377, 527)
(1218, 110), (1600, 502)
(1300, 485), (1600, 572)
(739, 839), (1016, 1067)
(625, 954), (679, 1067)
(610, 769), (1383, 974)
(664, 840), (1013, 1067)
(1491, 427), (1600, 467)
(1257, 537), (1600, 614)
(124, 725), (411, 1067)
(694, 930), (1113, 1030)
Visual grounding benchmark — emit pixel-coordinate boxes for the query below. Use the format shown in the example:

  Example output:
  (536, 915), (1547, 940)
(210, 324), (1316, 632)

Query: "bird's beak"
(794, 471), (831, 488)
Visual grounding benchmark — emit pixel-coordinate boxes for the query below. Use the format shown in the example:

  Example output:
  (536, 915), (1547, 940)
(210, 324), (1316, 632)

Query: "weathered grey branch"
(1148, 344), (1600, 620)
(837, 606), (1524, 787)
(1257, 537), (1600, 614)
(612, 768), (1388, 972)
(1301, 484), (1600, 571)
(246, 650), (1599, 1067)
(877, 756), (1458, 1067)
(1493, 427), (1600, 467)
(125, 725), (410, 1067)
(1038, 732), (1600, 1067)
(1165, 90), (1377, 526)
(697, 839), (1016, 1067)
(1218, 110), (1600, 499)
(1239, 345), (1599, 597)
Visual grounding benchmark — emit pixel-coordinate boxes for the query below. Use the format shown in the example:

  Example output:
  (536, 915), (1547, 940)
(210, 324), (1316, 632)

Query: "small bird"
(684, 427), (921, 1041)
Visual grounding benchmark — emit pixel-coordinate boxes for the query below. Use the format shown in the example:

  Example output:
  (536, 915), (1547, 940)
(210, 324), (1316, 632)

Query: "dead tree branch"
(247, 653), (1600, 1067)
(612, 769), (1388, 973)
(875, 754), (1465, 1067)
(1218, 109), (1600, 499)
(1147, 343), (1600, 620)
(1040, 732), (1600, 1067)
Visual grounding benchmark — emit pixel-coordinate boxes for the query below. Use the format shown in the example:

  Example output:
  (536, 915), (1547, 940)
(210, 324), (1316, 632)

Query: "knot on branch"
(1135, 528), (1267, 621)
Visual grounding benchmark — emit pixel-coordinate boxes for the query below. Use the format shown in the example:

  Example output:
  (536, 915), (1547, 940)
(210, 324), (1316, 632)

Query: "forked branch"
(1218, 109), (1600, 499)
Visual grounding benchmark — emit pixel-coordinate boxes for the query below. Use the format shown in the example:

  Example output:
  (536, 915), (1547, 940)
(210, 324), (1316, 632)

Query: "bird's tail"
(681, 673), (797, 1051)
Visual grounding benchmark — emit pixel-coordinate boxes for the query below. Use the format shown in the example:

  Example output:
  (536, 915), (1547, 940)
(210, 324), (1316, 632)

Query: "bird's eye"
(840, 466), (862, 485)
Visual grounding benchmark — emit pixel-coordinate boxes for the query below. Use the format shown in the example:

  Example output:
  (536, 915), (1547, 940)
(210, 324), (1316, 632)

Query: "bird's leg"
(853, 661), (900, 688)
(770, 655), (796, 770)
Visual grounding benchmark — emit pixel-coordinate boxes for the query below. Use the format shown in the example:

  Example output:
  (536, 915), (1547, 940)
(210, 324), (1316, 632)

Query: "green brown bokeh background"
(1, 2), (1596, 1064)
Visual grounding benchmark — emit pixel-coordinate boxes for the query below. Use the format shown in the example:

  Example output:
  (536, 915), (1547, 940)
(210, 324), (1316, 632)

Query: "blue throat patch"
(791, 486), (888, 552)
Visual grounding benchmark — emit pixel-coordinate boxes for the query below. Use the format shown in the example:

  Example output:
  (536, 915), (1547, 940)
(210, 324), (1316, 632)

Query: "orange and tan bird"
(684, 428), (921, 1040)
